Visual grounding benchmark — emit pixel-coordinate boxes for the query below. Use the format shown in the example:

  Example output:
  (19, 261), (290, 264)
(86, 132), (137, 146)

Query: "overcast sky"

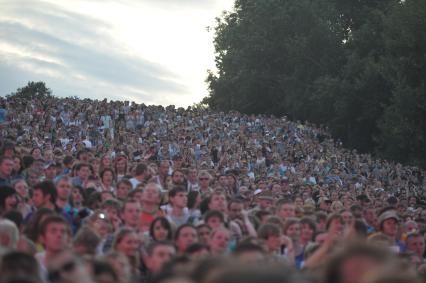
(0, 0), (234, 106)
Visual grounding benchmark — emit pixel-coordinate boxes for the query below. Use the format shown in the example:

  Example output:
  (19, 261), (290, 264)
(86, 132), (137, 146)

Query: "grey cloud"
(0, 1), (189, 103)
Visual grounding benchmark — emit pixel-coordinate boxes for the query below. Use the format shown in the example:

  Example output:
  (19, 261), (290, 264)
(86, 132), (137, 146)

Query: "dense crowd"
(0, 95), (425, 283)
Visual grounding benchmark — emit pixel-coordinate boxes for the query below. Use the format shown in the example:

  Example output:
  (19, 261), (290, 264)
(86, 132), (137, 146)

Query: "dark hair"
(0, 251), (42, 283)
(33, 180), (57, 204)
(174, 224), (196, 241)
(134, 163), (147, 176)
(187, 190), (200, 210)
(149, 217), (173, 241)
(145, 240), (175, 257)
(169, 185), (187, 197)
(204, 210), (225, 223)
(39, 214), (71, 237)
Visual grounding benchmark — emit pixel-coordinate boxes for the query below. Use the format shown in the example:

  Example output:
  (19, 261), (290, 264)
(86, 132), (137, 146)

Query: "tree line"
(203, 0), (426, 168)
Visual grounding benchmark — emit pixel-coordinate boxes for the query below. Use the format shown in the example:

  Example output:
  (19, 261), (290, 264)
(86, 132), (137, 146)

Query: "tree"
(7, 81), (52, 100)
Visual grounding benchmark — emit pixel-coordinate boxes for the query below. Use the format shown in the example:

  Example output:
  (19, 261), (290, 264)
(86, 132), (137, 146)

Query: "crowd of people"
(0, 94), (425, 283)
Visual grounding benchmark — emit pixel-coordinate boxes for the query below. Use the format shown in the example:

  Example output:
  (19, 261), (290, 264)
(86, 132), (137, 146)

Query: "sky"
(0, 0), (234, 107)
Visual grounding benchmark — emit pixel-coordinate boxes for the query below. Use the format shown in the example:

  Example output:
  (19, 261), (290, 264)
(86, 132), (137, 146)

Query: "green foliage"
(7, 81), (52, 100)
(206, 0), (426, 167)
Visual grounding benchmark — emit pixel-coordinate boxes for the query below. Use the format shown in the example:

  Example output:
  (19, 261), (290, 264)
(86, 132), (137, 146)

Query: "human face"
(160, 162), (169, 176)
(33, 189), (47, 209)
(0, 159), (14, 177)
(198, 176), (210, 188)
(209, 194), (227, 213)
(382, 218), (398, 238)
(188, 169), (197, 182)
(279, 203), (295, 220)
(172, 171), (185, 185)
(121, 202), (141, 227)
(406, 236), (425, 258)
(285, 223), (300, 241)
(153, 221), (169, 241)
(14, 180), (28, 198)
(197, 226), (211, 244)
(206, 216), (223, 230)
(116, 232), (139, 257)
(56, 179), (71, 201)
(171, 192), (187, 209)
(71, 188), (83, 205)
(142, 184), (160, 204)
(301, 223), (314, 243)
(175, 226), (197, 253)
(102, 156), (111, 167)
(5, 194), (18, 211)
(228, 202), (243, 220)
(266, 234), (281, 252)
(209, 229), (230, 255)
(147, 245), (176, 272)
(42, 223), (70, 253)
(116, 159), (126, 173)
(342, 211), (354, 226)
(93, 217), (111, 238)
(116, 183), (131, 200)
(77, 166), (90, 181)
(102, 171), (114, 186)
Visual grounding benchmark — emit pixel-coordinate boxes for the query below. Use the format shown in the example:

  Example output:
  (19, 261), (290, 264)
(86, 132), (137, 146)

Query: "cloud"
(0, 1), (189, 105)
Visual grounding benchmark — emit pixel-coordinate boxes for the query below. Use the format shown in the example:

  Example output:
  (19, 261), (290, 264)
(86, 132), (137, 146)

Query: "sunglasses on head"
(48, 260), (76, 282)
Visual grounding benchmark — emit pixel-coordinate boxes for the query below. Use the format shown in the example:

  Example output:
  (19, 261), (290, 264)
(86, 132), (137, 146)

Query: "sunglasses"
(48, 260), (76, 282)
(199, 177), (209, 181)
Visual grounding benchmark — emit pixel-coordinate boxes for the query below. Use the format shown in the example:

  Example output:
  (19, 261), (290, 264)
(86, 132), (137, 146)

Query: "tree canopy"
(205, 0), (426, 168)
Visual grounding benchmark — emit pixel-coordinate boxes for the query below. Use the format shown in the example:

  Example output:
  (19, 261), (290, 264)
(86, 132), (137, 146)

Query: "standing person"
(114, 156), (128, 182)
(186, 167), (199, 192)
(99, 168), (115, 192)
(71, 163), (92, 187)
(198, 170), (212, 195)
(32, 180), (58, 211)
(377, 210), (406, 253)
(113, 227), (141, 280)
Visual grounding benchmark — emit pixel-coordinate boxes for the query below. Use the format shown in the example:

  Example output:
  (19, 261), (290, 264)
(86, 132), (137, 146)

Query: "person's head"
(187, 167), (198, 182)
(100, 168), (115, 185)
(55, 176), (71, 202)
(277, 199), (295, 220)
(196, 224), (211, 244)
(120, 199), (141, 228)
(113, 227), (139, 257)
(39, 215), (72, 254)
(114, 156), (128, 174)
(208, 191), (227, 213)
(204, 210), (225, 230)
(116, 179), (132, 200)
(87, 210), (112, 238)
(169, 186), (188, 209)
(405, 232), (425, 258)
(134, 163), (147, 177)
(44, 162), (57, 180)
(0, 156), (14, 177)
(208, 228), (230, 255)
(0, 218), (19, 249)
(73, 226), (101, 256)
(75, 162), (91, 181)
(46, 250), (91, 283)
(144, 241), (176, 273)
(13, 179), (29, 199)
(150, 217), (173, 241)
(175, 224), (198, 253)
(326, 213), (344, 235)
(233, 242), (265, 264)
(323, 243), (390, 283)
(300, 217), (316, 244)
(198, 170), (211, 188)
(138, 183), (158, 205)
(378, 210), (399, 238)
(283, 217), (300, 241)
(159, 160), (170, 176)
(257, 223), (282, 252)
(33, 180), (57, 209)
(228, 199), (244, 220)
(171, 169), (185, 185)
(0, 250), (42, 283)
(0, 185), (18, 213)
